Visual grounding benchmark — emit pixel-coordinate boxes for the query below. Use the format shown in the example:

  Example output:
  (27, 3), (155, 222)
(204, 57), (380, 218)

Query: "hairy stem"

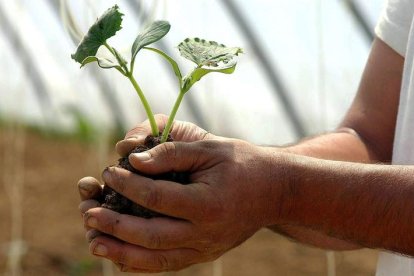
(104, 42), (158, 136)
(104, 42), (116, 56)
(127, 74), (159, 136)
(104, 42), (128, 73)
(130, 58), (136, 76)
(161, 91), (185, 143)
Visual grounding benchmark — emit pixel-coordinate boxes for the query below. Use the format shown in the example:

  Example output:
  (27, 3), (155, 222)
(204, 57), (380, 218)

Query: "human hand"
(115, 114), (215, 157)
(83, 138), (282, 272)
(77, 113), (214, 211)
(77, 115), (219, 271)
(78, 113), (213, 184)
(78, 114), (213, 213)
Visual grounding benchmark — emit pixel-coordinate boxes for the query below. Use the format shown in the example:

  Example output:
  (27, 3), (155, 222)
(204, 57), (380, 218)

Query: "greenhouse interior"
(0, 0), (386, 275)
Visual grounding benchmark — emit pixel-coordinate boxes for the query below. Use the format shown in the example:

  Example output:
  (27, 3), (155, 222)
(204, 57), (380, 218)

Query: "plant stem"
(104, 42), (158, 136)
(130, 58), (136, 76)
(127, 74), (159, 136)
(104, 42), (128, 73)
(161, 90), (185, 143)
(104, 42), (116, 56)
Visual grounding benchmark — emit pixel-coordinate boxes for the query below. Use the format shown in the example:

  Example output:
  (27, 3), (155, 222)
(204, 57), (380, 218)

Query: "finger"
(115, 266), (166, 274)
(79, 199), (100, 214)
(89, 235), (200, 272)
(128, 141), (217, 175)
(116, 114), (169, 157)
(84, 207), (208, 250)
(116, 116), (215, 157)
(85, 229), (102, 243)
(171, 121), (213, 142)
(113, 263), (165, 274)
(102, 167), (215, 220)
(125, 114), (168, 139)
(79, 199), (100, 232)
(115, 137), (144, 158)
(78, 177), (102, 200)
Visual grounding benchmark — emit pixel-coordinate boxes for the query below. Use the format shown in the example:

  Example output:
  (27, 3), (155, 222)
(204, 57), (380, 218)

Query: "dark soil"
(100, 134), (190, 218)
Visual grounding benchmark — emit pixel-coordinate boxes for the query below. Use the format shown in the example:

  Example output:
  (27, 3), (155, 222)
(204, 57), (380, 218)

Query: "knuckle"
(126, 124), (149, 138)
(142, 184), (162, 210)
(154, 113), (168, 122)
(152, 253), (170, 269)
(156, 142), (177, 163)
(115, 243), (128, 265)
(196, 140), (223, 158)
(200, 139), (220, 149)
(146, 230), (162, 249)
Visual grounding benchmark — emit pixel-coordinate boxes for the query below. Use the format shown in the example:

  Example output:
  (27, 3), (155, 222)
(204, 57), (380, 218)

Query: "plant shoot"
(71, 5), (242, 142)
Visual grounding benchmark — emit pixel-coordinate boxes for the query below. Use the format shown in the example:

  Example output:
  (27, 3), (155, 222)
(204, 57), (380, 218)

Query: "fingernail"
(79, 183), (94, 198)
(131, 152), (151, 161)
(86, 230), (100, 243)
(93, 244), (108, 256)
(102, 167), (112, 182)
(127, 135), (146, 141)
(78, 201), (99, 214)
(79, 187), (90, 199)
(87, 216), (98, 228)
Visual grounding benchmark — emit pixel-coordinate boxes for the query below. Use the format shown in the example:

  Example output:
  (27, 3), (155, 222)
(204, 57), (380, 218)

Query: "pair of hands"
(78, 115), (280, 273)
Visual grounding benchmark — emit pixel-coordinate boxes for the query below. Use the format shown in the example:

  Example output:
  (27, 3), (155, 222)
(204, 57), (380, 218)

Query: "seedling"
(71, 5), (242, 143)
(71, 5), (243, 217)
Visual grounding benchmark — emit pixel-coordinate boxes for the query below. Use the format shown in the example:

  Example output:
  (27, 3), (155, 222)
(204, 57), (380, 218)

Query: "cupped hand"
(83, 138), (283, 272)
(77, 115), (220, 271)
(115, 114), (216, 157)
(77, 114), (215, 211)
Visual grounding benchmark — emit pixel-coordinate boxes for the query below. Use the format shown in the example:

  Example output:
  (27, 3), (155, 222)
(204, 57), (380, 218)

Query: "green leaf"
(81, 56), (119, 69)
(131, 21), (171, 63)
(182, 61), (238, 93)
(143, 47), (182, 87)
(177, 38), (242, 93)
(178, 38), (243, 67)
(71, 5), (124, 63)
(80, 56), (126, 75)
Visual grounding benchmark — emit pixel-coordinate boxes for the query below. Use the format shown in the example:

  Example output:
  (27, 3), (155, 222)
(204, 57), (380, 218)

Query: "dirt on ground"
(0, 128), (378, 275)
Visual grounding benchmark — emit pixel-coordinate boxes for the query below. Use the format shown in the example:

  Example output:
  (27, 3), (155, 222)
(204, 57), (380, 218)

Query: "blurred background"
(0, 0), (384, 275)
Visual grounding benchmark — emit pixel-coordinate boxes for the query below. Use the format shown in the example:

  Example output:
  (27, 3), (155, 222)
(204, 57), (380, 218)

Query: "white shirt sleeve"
(375, 0), (414, 57)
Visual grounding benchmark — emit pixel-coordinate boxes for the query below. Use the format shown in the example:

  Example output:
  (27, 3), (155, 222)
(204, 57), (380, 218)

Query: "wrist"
(258, 147), (298, 226)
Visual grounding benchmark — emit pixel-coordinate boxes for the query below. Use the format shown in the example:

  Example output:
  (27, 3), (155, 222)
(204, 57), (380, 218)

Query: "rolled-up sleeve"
(375, 0), (414, 57)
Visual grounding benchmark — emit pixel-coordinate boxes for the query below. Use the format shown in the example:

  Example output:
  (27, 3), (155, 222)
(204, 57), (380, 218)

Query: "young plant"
(71, 5), (242, 143)
(71, 5), (242, 217)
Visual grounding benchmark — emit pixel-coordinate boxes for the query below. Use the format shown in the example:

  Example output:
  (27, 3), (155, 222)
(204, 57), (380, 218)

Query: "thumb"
(78, 176), (102, 200)
(128, 141), (213, 175)
(115, 114), (169, 157)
